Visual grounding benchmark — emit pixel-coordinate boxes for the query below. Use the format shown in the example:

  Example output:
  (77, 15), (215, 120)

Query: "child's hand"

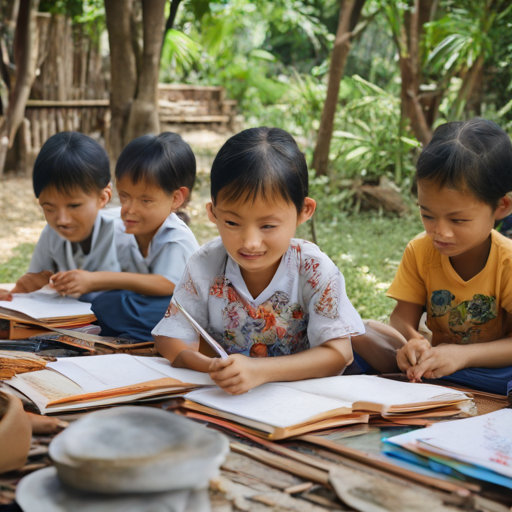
(10, 270), (53, 294)
(51, 270), (95, 296)
(407, 344), (467, 382)
(0, 290), (12, 301)
(209, 354), (265, 395)
(397, 337), (431, 373)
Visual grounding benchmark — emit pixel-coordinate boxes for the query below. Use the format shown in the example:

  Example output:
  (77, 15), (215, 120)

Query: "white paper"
(47, 354), (214, 392)
(186, 384), (352, 429)
(395, 410), (512, 479)
(277, 375), (467, 406)
(0, 290), (92, 320)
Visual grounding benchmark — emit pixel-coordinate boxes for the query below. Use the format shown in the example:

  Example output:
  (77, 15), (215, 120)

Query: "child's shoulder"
(289, 238), (338, 272)
(187, 237), (227, 272)
(492, 229), (512, 255)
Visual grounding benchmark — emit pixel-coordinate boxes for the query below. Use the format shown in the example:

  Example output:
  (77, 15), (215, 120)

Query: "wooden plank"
(159, 115), (230, 123)
(26, 100), (110, 108)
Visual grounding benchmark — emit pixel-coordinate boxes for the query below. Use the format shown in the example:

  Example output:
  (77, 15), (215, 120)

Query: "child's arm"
(209, 337), (353, 395)
(51, 270), (175, 296)
(156, 335), (353, 395)
(153, 335), (213, 372)
(10, 271), (53, 294)
(390, 300), (432, 373)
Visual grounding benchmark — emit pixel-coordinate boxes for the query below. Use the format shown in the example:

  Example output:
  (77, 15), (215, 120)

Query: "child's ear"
(296, 197), (316, 226)
(494, 195), (512, 220)
(171, 187), (189, 210)
(98, 183), (113, 208)
(206, 202), (218, 225)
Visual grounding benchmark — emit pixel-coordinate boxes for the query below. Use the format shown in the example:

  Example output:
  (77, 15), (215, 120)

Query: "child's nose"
(56, 209), (72, 224)
(434, 220), (453, 238)
(243, 227), (261, 250)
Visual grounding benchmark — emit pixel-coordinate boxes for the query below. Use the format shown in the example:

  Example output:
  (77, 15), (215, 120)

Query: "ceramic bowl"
(49, 406), (229, 494)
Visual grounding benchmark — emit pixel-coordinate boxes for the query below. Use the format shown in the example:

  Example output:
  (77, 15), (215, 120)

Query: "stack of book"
(384, 409), (512, 490)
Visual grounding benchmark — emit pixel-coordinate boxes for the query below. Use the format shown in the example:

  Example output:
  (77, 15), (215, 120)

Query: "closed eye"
(225, 220), (238, 227)
(69, 204), (82, 209)
(262, 225), (276, 229)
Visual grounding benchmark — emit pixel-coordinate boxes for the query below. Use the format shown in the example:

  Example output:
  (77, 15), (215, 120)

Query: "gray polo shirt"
(114, 211), (200, 285)
(28, 209), (121, 274)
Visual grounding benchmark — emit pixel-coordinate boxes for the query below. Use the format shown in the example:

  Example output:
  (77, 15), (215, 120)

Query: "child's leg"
(439, 367), (512, 396)
(351, 320), (407, 374)
(91, 290), (173, 342)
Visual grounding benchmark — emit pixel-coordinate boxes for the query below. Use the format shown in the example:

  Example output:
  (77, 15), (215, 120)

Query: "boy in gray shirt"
(12, 132), (119, 294)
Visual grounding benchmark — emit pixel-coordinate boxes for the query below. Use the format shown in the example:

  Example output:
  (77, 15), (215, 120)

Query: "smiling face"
(117, 176), (186, 240)
(38, 185), (111, 243)
(417, 180), (510, 262)
(207, 193), (316, 292)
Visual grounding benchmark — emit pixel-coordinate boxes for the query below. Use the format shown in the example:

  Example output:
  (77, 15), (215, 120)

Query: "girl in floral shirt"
(153, 127), (365, 394)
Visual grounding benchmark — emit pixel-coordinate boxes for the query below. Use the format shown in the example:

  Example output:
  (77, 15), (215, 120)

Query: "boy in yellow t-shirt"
(385, 119), (512, 396)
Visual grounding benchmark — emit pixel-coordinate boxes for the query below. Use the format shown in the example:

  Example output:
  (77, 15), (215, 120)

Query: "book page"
(276, 375), (467, 407)
(135, 356), (215, 386)
(0, 290), (93, 320)
(416, 410), (512, 478)
(47, 354), (172, 392)
(6, 371), (84, 413)
(186, 384), (352, 429)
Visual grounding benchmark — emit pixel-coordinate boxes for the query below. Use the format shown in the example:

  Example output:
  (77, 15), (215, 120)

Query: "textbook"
(0, 290), (96, 340)
(4, 354), (214, 414)
(183, 375), (472, 440)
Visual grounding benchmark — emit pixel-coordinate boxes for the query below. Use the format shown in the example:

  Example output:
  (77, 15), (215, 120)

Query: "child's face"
(207, 193), (316, 280)
(117, 176), (186, 238)
(417, 180), (510, 260)
(38, 185), (111, 243)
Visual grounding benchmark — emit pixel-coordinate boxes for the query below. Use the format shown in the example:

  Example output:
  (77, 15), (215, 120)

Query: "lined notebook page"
(186, 384), (352, 428)
(275, 375), (467, 406)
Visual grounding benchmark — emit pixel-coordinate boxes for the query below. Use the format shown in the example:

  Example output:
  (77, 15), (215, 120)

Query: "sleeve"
(150, 242), (192, 285)
(151, 264), (206, 345)
(386, 241), (427, 305)
(301, 251), (365, 347)
(499, 254), (512, 315)
(27, 226), (57, 273)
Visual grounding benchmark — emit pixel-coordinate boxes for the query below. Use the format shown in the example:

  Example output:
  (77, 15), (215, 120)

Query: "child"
(153, 127), (365, 395)
(388, 118), (512, 395)
(51, 133), (199, 341)
(11, 132), (119, 294)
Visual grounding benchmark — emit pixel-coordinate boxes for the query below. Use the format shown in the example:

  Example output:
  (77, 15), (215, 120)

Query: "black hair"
(33, 132), (110, 198)
(416, 118), (512, 208)
(210, 127), (308, 213)
(115, 132), (196, 195)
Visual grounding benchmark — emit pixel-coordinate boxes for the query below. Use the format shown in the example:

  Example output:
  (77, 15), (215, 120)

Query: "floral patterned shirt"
(387, 230), (512, 345)
(152, 238), (365, 357)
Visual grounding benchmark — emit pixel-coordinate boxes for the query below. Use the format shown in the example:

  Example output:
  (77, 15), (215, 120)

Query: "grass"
(0, 243), (36, 284)
(297, 211), (424, 321)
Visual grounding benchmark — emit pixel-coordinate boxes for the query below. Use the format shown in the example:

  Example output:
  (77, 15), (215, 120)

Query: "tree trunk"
(105, 0), (137, 162)
(312, 0), (364, 177)
(450, 55), (485, 120)
(125, 0), (166, 142)
(0, 0), (40, 177)
(396, 0), (433, 147)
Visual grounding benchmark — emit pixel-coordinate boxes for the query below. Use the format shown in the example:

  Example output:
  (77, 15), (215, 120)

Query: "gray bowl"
(49, 406), (229, 494)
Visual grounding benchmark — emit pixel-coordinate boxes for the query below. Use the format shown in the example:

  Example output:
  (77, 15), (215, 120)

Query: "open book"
(183, 375), (472, 440)
(0, 289), (96, 340)
(5, 354), (214, 414)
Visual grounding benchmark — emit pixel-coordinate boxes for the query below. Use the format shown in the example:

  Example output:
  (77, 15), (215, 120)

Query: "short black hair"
(33, 132), (110, 198)
(210, 127), (308, 213)
(115, 132), (196, 195)
(416, 118), (512, 208)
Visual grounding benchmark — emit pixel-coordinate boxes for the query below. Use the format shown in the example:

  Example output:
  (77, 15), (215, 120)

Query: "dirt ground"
(0, 129), (228, 269)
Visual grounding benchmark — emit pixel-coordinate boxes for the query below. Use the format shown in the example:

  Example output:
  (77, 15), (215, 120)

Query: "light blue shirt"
(115, 212), (200, 285)
(28, 209), (120, 274)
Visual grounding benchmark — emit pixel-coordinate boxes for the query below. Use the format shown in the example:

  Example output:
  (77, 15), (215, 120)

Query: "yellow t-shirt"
(387, 230), (512, 346)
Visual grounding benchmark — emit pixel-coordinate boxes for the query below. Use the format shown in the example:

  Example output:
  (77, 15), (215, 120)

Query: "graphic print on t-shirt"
(429, 290), (497, 344)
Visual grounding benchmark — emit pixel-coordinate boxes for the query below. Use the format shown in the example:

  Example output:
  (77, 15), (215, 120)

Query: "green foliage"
(0, 244), (34, 284)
